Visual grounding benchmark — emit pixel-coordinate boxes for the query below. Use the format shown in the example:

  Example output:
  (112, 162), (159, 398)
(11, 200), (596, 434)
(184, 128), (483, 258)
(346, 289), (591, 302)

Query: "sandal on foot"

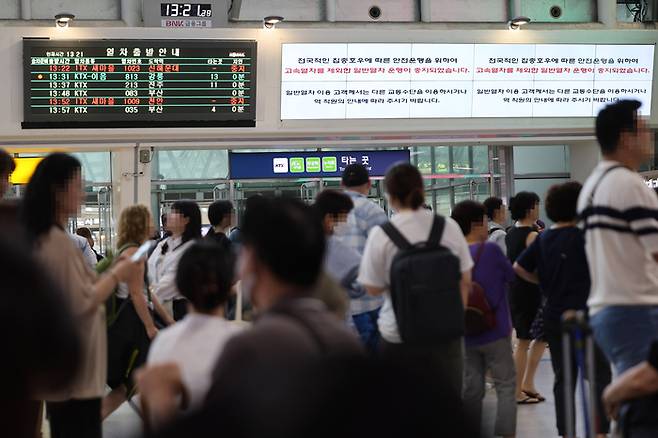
(522, 390), (546, 402)
(516, 396), (540, 405)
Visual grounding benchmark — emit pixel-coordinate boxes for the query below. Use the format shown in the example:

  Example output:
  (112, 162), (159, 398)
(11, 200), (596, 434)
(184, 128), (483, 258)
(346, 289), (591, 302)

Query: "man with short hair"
(577, 100), (658, 374)
(577, 99), (658, 435)
(336, 164), (388, 352)
(205, 200), (233, 253)
(484, 197), (507, 255)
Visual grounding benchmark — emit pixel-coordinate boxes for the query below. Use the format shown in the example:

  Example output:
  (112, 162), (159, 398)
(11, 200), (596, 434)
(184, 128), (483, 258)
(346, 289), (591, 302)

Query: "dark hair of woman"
(451, 200), (487, 236)
(384, 163), (425, 210)
(545, 182), (582, 223)
(172, 200), (202, 244)
(176, 242), (234, 312)
(483, 197), (503, 221)
(508, 191), (540, 222)
(20, 153), (82, 245)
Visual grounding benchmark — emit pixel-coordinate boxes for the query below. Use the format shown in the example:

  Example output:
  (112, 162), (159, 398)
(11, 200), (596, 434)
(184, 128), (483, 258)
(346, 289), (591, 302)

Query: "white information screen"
(280, 43), (655, 120)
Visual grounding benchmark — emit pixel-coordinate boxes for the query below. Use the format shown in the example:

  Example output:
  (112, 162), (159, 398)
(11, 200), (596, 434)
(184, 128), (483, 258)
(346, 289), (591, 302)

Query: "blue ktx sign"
(229, 149), (410, 179)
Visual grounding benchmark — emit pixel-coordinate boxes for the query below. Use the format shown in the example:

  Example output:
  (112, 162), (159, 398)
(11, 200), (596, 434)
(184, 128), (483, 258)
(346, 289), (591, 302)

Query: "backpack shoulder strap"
(428, 215), (446, 245)
(381, 222), (412, 250)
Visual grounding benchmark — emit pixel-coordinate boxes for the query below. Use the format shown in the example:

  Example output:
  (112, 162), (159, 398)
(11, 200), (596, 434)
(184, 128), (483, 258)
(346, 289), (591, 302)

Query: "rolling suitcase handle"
(562, 310), (598, 438)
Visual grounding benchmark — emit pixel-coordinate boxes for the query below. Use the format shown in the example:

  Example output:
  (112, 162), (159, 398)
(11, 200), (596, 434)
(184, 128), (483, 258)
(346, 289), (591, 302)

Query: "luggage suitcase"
(562, 310), (598, 438)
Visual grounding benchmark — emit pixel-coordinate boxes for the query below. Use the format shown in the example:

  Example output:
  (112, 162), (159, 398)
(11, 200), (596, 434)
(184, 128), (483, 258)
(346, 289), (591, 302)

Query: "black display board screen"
(23, 38), (256, 129)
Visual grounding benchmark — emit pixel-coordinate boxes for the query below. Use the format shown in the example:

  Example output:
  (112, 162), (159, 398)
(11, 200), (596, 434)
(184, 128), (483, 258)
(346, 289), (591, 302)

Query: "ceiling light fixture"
(263, 15), (284, 29)
(55, 13), (75, 28)
(508, 16), (530, 30)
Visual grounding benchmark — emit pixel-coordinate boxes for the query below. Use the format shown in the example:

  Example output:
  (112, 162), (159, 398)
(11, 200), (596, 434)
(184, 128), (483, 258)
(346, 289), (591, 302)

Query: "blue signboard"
(229, 149), (410, 180)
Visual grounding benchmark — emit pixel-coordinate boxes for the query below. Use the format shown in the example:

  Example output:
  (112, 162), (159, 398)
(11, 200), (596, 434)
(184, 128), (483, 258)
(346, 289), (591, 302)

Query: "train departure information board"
(23, 39), (256, 129)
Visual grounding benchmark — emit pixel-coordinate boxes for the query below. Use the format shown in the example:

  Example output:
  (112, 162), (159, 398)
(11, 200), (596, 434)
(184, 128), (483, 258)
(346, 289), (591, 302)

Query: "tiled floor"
(102, 354), (587, 438)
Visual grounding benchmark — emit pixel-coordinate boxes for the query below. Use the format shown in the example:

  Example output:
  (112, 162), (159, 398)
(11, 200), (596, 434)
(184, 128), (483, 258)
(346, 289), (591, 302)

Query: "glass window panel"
(473, 146), (489, 174)
(452, 147), (471, 174)
(513, 146), (570, 175)
(435, 146), (449, 174)
(154, 149), (229, 180)
(71, 152), (112, 184)
(435, 188), (451, 217)
(514, 177), (569, 225)
(414, 147), (432, 175)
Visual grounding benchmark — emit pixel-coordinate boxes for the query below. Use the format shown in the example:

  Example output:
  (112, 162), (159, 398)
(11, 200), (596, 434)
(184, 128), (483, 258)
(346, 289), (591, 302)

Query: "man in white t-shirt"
(577, 99), (658, 377)
(358, 163), (473, 396)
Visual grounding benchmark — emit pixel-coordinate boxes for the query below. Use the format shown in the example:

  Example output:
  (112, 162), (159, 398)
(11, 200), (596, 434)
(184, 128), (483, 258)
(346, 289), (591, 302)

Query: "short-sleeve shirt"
(466, 242), (515, 347)
(488, 221), (507, 255)
(516, 227), (590, 324)
(335, 190), (389, 315)
(577, 161), (658, 314)
(147, 313), (244, 411)
(357, 210), (474, 343)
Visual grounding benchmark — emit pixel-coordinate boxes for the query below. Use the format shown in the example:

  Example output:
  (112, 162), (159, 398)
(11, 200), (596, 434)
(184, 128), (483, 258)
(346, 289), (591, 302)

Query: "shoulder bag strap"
(428, 215), (446, 246)
(587, 164), (625, 207)
(110, 243), (141, 322)
(381, 222), (412, 250)
(581, 164), (625, 229)
(473, 242), (486, 271)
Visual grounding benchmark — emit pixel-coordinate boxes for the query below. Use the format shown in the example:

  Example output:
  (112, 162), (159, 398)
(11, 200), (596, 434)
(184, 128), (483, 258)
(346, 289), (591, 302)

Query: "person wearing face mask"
(313, 190), (360, 322)
(336, 164), (388, 352)
(20, 153), (142, 438)
(148, 200), (202, 321)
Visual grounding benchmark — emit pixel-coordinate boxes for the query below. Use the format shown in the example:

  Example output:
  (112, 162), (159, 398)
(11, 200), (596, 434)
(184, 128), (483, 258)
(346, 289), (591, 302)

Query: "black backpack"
(381, 215), (464, 345)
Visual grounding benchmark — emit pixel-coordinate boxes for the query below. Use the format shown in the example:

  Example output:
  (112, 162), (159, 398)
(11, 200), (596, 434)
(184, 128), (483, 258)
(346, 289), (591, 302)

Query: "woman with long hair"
(148, 200), (202, 321)
(103, 205), (174, 419)
(20, 153), (141, 438)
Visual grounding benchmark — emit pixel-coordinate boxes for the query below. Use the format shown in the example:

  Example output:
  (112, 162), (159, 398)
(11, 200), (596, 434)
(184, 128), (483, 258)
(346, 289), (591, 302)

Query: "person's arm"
(90, 258), (140, 309)
(514, 262), (539, 284)
(603, 361), (658, 419)
(460, 269), (472, 307)
(357, 227), (388, 297)
(122, 247), (158, 339)
(525, 231), (538, 247)
(136, 363), (189, 431)
(151, 291), (176, 326)
(515, 238), (540, 284)
(365, 285), (386, 296)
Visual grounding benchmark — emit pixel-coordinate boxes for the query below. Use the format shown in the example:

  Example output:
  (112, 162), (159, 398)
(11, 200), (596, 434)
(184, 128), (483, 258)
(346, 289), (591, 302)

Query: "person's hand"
(603, 385), (620, 420)
(146, 325), (159, 340)
(111, 256), (142, 283)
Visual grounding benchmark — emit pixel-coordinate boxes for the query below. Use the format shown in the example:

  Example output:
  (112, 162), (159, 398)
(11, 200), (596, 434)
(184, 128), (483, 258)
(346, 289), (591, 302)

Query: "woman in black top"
(515, 182), (611, 437)
(505, 191), (547, 404)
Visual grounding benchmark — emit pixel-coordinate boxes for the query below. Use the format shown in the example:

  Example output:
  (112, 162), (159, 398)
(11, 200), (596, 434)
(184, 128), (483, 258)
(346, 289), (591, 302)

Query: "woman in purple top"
(452, 201), (517, 438)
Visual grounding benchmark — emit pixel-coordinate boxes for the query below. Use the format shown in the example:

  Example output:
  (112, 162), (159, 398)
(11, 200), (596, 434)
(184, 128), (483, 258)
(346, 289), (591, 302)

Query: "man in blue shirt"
(335, 164), (388, 352)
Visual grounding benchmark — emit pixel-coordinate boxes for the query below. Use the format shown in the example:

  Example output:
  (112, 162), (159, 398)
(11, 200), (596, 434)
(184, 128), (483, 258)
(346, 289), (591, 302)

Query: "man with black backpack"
(358, 164), (473, 397)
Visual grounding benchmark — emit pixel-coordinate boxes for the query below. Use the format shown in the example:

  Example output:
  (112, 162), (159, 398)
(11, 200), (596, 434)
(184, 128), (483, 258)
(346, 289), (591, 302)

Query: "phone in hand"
(131, 240), (156, 262)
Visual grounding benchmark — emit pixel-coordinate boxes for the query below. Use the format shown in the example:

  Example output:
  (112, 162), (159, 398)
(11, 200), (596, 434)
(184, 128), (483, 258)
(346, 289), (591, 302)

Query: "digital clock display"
(161, 3), (212, 17)
(23, 38), (256, 129)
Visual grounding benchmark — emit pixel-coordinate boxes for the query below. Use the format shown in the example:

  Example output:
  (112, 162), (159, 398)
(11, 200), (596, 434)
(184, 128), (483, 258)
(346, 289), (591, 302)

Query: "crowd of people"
(3, 99), (658, 438)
